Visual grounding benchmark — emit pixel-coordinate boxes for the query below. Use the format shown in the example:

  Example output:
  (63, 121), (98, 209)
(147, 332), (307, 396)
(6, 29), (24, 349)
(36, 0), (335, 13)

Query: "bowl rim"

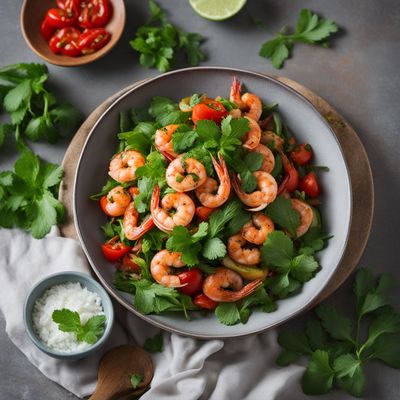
(19, 0), (126, 67)
(23, 270), (114, 357)
(73, 66), (353, 338)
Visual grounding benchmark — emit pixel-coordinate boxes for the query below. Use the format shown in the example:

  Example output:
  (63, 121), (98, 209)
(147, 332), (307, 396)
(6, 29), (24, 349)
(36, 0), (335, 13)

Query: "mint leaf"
(316, 304), (353, 342)
(52, 309), (81, 332)
(215, 302), (241, 326)
(144, 333), (163, 352)
(265, 196), (300, 236)
(302, 350), (335, 395)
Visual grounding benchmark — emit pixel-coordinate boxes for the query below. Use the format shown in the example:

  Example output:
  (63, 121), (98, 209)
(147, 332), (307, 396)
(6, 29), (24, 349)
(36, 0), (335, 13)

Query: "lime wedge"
(189, 0), (247, 21)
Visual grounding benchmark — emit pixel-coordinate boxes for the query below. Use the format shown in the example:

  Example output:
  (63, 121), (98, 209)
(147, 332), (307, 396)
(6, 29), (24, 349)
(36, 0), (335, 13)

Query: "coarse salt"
(32, 281), (105, 353)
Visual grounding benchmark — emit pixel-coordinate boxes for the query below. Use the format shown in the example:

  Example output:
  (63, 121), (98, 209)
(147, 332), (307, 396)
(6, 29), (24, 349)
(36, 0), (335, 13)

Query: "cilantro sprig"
(0, 150), (64, 238)
(259, 9), (338, 69)
(276, 268), (400, 397)
(0, 63), (79, 147)
(52, 309), (106, 345)
(130, 0), (206, 72)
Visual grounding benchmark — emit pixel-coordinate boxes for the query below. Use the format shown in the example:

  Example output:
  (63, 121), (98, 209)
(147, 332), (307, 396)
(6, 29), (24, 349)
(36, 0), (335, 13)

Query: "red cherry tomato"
(193, 293), (218, 310)
(78, 28), (111, 54)
(78, 0), (112, 29)
(298, 172), (321, 198)
(101, 238), (131, 262)
(177, 269), (203, 296)
(290, 144), (313, 166)
(278, 153), (299, 194)
(56, 0), (82, 10)
(49, 27), (81, 57)
(40, 19), (56, 40)
(195, 206), (215, 222)
(191, 99), (228, 125)
(45, 8), (78, 28)
(118, 253), (141, 274)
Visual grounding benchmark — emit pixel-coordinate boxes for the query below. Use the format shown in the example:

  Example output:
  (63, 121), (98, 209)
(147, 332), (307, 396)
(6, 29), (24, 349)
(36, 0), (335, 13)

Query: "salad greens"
(95, 85), (330, 326)
(276, 268), (400, 397)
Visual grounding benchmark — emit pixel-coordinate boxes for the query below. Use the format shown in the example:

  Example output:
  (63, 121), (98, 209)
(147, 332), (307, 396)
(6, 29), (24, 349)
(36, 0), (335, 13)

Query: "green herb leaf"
(316, 304), (353, 342)
(144, 333), (164, 352)
(277, 331), (313, 355)
(337, 364), (366, 397)
(52, 309), (81, 332)
(215, 302), (241, 326)
(302, 350), (335, 395)
(261, 231), (294, 270)
(265, 196), (300, 236)
(202, 237), (226, 260)
(208, 199), (242, 238)
(130, 374), (143, 389)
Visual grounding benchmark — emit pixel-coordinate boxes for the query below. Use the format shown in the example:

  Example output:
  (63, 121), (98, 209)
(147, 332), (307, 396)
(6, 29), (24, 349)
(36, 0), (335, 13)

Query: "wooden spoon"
(89, 345), (154, 400)
(20, 0), (126, 67)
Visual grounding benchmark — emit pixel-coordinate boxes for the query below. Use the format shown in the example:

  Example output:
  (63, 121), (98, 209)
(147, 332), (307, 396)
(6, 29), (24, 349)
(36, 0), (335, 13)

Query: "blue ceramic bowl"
(23, 271), (114, 360)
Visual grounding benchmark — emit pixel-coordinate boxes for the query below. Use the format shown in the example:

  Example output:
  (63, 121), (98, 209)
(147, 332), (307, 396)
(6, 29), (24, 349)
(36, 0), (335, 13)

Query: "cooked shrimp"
(251, 143), (275, 173)
(109, 150), (145, 183)
(103, 186), (131, 217)
(166, 156), (207, 192)
(122, 202), (154, 241)
(151, 185), (195, 232)
(229, 77), (262, 120)
(241, 117), (261, 150)
(242, 213), (274, 245)
(229, 108), (242, 119)
(155, 124), (179, 158)
(150, 250), (185, 287)
(260, 131), (284, 151)
(228, 234), (261, 265)
(232, 171), (277, 211)
(203, 267), (263, 302)
(195, 153), (230, 208)
(128, 186), (140, 198)
(291, 198), (313, 237)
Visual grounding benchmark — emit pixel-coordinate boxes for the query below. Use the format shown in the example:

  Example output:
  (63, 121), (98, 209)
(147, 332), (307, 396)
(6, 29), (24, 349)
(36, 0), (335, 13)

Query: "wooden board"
(59, 75), (374, 303)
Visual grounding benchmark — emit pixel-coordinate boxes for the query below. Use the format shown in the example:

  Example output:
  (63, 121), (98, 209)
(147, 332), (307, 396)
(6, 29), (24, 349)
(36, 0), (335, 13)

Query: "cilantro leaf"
(289, 254), (319, 283)
(195, 120), (220, 143)
(118, 122), (155, 155)
(276, 350), (302, 367)
(144, 333), (163, 352)
(134, 177), (156, 213)
(277, 331), (313, 355)
(265, 196), (300, 236)
(368, 333), (400, 368)
(178, 31), (206, 66)
(52, 309), (81, 332)
(261, 231), (294, 270)
(172, 126), (198, 153)
(306, 319), (328, 351)
(337, 364), (366, 397)
(363, 311), (400, 349)
(130, 374), (143, 389)
(302, 350), (335, 395)
(202, 237), (226, 260)
(77, 315), (106, 344)
(333, 354), (361, 379)
(215, 302), (241, 326)
(259, 9), (338, 69)
(208, 199), (242, 238)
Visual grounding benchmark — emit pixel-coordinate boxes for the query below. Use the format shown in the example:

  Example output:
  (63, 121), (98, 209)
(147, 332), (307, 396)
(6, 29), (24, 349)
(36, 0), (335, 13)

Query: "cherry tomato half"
(177, 269), (203, 296)
(49, 27), (81, 57)
(78, 28), (111, 54)
(78, 0), (112, 29)
(101, 238), (131, 262)
(290, 143), (313, 166)
(56, 0), (82, 10)
(40, 19), (56, 40)
(298, 172), (321, 198)
(195, 206), (215, 222)
(191, 99), (228, 125)
(118, 253), (141, 274)
(45, 8), (78, 28)
(193, 293), (218, 310)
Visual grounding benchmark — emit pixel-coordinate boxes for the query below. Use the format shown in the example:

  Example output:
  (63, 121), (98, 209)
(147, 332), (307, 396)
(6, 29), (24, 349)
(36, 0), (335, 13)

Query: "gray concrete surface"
(0, 0), (400, 399)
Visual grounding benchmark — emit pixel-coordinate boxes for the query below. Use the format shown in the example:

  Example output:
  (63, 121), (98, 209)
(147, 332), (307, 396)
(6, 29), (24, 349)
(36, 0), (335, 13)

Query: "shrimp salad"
(92, 77), (330, 326)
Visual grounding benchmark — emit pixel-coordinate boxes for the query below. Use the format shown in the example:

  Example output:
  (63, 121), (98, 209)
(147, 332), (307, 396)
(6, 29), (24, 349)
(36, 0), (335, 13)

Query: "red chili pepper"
(78, 0), (112, 29)
(78, 28), (111, 54)
(45, 8), (78, 28)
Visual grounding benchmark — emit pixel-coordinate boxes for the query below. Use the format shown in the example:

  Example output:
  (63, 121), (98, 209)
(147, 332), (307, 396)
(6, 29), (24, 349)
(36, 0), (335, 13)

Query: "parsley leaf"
(166, 223), (208, 265)
(52, 309), (106, 345)
(259, 9), (338, 68)
(144, 333), (164, 352)
(265, 195), (300, 236)
(0, 150), (64, 238)
(130, 1), (205, 72)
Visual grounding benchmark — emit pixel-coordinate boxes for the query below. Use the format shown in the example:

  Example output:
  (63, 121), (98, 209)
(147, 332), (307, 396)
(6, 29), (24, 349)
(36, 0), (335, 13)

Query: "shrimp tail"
(230, 76), (242, 100)
(160, 150), (175, 163)
(125, 216), (155, 241)
(150, 185), (173, 233)
(231, 172), (243, 197)
(236, 279), (264, 300)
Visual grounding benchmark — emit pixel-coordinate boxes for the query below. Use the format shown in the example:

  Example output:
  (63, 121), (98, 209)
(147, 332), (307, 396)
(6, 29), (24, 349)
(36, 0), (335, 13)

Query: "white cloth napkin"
(0, 227), (348, 400)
